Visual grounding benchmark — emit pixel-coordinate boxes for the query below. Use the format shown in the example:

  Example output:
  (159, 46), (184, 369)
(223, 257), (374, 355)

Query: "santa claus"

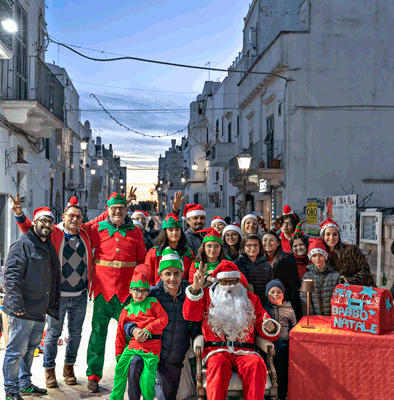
(183, 260), (280, 400)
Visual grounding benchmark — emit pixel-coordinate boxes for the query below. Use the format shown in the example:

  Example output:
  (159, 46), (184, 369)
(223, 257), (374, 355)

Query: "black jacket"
(264, 301), (297, 351)
(184, 229), (203, 257)
(300, 263), (341, 317)
(150, 279), (199, 364)
(271, 250), (302, 321)
(3, 227), (61, 322)
(234, 254), (273, 305)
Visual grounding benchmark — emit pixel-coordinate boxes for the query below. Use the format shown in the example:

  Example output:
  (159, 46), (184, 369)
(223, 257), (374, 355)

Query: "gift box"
(331, 284), (394, 335)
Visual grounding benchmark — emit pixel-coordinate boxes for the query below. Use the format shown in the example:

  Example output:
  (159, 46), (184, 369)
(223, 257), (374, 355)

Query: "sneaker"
(20, 385), (47, 396)
(6, 393), (23, 400)
(87, 379), (100, 393)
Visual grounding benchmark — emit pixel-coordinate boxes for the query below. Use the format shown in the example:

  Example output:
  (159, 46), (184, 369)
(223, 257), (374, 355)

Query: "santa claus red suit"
(183, 260), (280, 400)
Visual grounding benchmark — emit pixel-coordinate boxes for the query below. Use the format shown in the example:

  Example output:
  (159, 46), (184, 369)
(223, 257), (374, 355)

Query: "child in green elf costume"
(110, 266), (168, 400)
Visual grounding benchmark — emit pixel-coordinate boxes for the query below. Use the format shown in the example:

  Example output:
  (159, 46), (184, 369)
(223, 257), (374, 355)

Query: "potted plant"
(270, 153), (282, 168)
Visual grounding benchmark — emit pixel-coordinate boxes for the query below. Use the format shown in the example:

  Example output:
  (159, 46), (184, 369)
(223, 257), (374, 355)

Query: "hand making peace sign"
(192, 263), (208, 292)
(126, 186), (137, 205)
(9, 193), (23, 215)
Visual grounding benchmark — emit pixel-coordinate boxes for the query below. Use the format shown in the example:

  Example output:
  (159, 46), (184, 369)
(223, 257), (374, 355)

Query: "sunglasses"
(218, 279), (239, 286)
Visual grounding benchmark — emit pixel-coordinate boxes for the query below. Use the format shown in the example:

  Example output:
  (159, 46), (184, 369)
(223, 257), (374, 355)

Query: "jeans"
(43, 290), (87, 369)
(3, 315), (45, 394)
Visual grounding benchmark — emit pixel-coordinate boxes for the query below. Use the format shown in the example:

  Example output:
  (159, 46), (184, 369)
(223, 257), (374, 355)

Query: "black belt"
(205, 341), (255, 350)
(131, 334), (162, 340)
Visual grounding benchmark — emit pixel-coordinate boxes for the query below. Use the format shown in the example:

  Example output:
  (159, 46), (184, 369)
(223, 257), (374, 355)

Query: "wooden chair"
(193, 335), (278, 400)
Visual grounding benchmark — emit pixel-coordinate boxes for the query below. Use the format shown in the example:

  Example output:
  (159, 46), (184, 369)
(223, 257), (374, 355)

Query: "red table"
(288, 316), (394, 400)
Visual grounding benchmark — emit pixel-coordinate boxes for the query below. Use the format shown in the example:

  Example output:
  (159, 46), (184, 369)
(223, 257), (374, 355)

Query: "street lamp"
(1, 19), (17, 33)
(120, 178), (124, 184)
(237, 149), (253, 217)
(97, 158), (103, 167)
(192, 162), (198, 171)
(120, 185), (124, 189)
(80, 139), (88, 151)
(90, 168), (96, 175)
(180, 173), (185, 183)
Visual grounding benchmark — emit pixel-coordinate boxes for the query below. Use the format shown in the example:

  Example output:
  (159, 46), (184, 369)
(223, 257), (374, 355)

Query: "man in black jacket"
(3, 207), (60, 400)
(126, 253), (198, 400)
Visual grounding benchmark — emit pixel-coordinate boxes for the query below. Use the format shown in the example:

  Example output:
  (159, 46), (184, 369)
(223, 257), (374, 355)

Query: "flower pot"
(270, 159), (281, 168)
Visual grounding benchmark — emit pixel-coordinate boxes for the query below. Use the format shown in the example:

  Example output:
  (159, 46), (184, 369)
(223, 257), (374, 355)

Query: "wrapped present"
(331, 284), (394, 335)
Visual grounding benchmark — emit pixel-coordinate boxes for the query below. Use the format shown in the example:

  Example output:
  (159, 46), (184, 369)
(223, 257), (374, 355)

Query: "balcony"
(209, 142), (237, 167)
(229, 140), (285, 187)
(0, 55), (64, 138)
(0, 0), (14, 59)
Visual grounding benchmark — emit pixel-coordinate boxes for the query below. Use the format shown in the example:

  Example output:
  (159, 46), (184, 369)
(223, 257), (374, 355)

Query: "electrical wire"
(48, 37), (289, 81)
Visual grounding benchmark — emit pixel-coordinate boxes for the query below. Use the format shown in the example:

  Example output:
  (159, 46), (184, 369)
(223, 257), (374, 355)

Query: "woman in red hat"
(145, 214), (194, 285)
(320, 219), (375, 286)
(279, 205), (300, 253)
(188, 228), (227, 286)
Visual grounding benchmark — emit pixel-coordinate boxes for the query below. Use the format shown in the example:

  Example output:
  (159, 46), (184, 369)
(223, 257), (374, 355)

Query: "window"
(198, 107), (202, 115)
(248, 116), (254, 146)
(15, 2), (28, 100)
(265, 114), (275, 166)
(215, 171), (219, 182)
(237, 115), (240, 136)
(228, 122), (232, 143)
(216, 119), (220, 141)
(69, 144), (73, 182)
(0, 195), (6, 263)
(45, 138), (50, 160)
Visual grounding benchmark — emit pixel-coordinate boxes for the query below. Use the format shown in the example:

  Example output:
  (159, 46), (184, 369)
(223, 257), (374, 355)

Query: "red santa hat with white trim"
(222, 223), (243, 238)
(283, 204), (293, 215)
(211, 216), (227, 227)
(308, 238), (328, 260)
(211, 260), (248, 287)
(33, 207), (54, 222)
(67, 196), (79, 208)
(132, 209), (150, 222)
(183, 204), (206, 219)
(319, 218), (341, 236)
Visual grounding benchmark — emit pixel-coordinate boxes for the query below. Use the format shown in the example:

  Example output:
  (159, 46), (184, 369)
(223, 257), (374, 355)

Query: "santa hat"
(197, 228), (222, 244)
(132, 219), (143, 229)
(241, 214), (257, 228)
(292, 220), (305, 236)
(211, 260), (241, 281)
(283, 204), (293, 215)
(162, 213), (182, 229)
(67, 196), (79, 207)
(183, 204), (206, 219)
(211, 216), (227, 227)
(222, 223), (243, 238)
(129, 265), (150, 290)
(132, 210), (149, 222)
(319, 218), (341, 236)
(33, 207), (54, 221)
(308, 238), (328, 260)
(106, 192), (127, 208)
(158, 247), (184, 273)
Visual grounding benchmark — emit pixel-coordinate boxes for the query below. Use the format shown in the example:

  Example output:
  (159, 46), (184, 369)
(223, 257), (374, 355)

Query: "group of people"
(2, 190), (376, 400)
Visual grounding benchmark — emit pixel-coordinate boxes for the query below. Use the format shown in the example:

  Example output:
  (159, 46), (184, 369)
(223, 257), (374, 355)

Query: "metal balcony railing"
(1, 55), (64, 121)
(0, 0), (14, 53)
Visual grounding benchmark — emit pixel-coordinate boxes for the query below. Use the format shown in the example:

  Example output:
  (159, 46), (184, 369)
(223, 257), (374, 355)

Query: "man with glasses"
(183, 260), (280, 400)
(86, 192), (147, 392)
(3, 207), (60, 400)
(9, 195), (112, 388)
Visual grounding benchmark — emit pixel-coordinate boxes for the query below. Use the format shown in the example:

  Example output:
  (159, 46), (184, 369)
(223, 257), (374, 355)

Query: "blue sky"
(45, 0), (249, 193)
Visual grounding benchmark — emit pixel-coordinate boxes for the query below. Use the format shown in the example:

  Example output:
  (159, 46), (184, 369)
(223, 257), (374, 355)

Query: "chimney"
(96, 136), (101, 147)
(109, 144), (113, 151)
(171, 139), (176, 150)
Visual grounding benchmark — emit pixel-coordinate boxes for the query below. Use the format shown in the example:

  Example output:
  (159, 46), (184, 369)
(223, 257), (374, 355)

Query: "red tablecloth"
(288, 316), (394, 400)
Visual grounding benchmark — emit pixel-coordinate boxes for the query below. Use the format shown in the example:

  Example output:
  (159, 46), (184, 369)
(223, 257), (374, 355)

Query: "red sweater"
(115, 297), (168, 358)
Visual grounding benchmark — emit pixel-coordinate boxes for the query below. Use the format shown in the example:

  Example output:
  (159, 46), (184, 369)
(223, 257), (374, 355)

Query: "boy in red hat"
(111, 267), (168, 400)
(300, 238), (341, 317)
(183, 260), (280, 400)
(211, 216), (227, 236)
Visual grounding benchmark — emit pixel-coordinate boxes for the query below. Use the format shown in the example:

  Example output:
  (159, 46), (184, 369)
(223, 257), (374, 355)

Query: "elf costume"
(145, 213), (194, 285)
(111, 268), (168, 400)
(188, 227), (224, 284)
(86, 192), (147, 383)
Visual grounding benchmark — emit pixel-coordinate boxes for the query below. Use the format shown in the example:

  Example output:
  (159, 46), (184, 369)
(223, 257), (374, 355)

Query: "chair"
(193, 335), (278, 400)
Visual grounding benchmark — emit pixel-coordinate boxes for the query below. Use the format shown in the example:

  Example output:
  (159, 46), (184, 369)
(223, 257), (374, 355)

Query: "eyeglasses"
(131, 288), (149, 295)
(110, 206), (127, 212)
(65, 213), (83, 220)
(245, 244), (260, 249)
(38, 218), (54, 226)
(225, 233), (238, 238)
(282, 222), (292, 227)
(218, 279), (239, 286)
(262, 239), (277, 244)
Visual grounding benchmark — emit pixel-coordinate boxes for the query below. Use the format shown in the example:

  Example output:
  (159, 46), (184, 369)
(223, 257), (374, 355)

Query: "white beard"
(207, 282), (256, 341)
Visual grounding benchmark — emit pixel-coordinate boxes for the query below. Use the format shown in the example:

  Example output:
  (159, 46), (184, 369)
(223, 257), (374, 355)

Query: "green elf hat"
(159, 247), (184, 273)
(129, 265), (150, 290)
(198, 227), (223, 244)
(162, 213), (182, 229)
(292, 220), (305, 236)
(106, 192), (127, 208)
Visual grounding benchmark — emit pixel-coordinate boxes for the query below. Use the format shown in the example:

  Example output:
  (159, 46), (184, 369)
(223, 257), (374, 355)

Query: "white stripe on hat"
(34, 211), (54, 221)
(216, 271), (241, 280)
(222, 225), (243, 238)
(241, 214), (257, 227)
(186, 210), (206, 218)
(308, 248), (328, 260)
(211, 218), (227, 226)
